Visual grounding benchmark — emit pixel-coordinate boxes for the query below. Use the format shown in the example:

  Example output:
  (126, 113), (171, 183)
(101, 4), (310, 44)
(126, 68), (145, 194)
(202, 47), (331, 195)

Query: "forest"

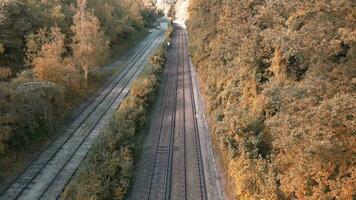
(0, 0), (161, 183)
(187, 0), (355, 199)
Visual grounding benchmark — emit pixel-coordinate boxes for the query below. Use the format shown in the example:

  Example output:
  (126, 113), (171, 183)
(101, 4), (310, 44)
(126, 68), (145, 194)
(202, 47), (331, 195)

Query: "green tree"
(0, 0), (37, 72)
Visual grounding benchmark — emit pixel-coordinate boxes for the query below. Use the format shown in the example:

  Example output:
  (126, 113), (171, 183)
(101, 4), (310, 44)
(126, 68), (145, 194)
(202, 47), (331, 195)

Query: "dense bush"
(62, 44), (168, 200)
(187, 0), (355, 199)
(0, 73), (64, 153)
(0, 78), (65, 184)
(13, 82), (64, 146)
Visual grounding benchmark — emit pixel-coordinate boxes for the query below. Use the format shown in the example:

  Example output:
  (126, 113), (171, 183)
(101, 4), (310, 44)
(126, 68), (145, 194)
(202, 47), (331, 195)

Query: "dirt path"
(0, 27), (166, 200)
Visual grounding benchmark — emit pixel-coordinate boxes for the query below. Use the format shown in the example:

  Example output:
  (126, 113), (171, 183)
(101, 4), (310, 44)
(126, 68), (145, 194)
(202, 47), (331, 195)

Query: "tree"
(31, 27), (67, 84)
(0, 0), (37, 72)
(25, 28), (52, 67)
(0, 43), (4, 54)
(71, 0), (108, 85)
(187, 0), (355, 199)
(0, 43), (7, 80)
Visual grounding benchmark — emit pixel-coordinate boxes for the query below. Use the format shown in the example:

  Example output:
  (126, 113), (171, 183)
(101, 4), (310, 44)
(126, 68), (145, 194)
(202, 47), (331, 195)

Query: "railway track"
(128, 24), (207, 200)
(147, 26), (179, 200)
(183, 28), (207, 200)
(170, 27), (186, 200)
(0, 28), (165, 200)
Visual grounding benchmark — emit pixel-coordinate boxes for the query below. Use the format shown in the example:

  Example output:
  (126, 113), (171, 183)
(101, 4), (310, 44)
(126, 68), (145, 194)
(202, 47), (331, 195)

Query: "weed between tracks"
(61, 32), (172, 199)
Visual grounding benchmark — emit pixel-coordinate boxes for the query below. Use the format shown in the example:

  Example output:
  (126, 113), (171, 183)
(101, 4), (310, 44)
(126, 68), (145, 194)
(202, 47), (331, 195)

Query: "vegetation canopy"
(187, 0), (355, 199)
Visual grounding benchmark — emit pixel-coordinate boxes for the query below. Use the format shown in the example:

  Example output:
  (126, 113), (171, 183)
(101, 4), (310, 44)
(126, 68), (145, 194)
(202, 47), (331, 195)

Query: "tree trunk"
(84, 70), (88, 88)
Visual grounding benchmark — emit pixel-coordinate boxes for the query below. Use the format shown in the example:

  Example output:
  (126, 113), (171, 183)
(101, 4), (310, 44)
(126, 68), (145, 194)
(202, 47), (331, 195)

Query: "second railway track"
(128, 24), (208, 200)
(0, 28), (166, 200)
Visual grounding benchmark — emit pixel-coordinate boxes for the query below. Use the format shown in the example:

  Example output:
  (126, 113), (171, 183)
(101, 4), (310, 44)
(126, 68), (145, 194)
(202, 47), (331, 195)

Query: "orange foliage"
(71, 0), (109, 83)
(187, 0), (355, 199)
(0, 67), (11, 80)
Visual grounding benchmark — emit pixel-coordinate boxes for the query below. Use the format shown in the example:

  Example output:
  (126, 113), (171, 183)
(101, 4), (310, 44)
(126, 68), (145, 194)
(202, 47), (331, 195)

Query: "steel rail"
(184, 28), (207, 200)
(146, 27), (179, 200)
(0, 30), (164, 200)
(36, 31), (166, 200)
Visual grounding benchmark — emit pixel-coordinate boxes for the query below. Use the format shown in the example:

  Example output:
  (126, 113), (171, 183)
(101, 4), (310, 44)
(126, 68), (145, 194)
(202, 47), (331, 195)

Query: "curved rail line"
(0, 29), (165, 200)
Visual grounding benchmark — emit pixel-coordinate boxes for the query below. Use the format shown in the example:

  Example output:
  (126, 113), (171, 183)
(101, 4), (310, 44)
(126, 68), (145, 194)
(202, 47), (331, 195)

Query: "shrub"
(0, 83), (15, 154)
(13, 81), (64, 147)
(0, 80), (64, 154)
